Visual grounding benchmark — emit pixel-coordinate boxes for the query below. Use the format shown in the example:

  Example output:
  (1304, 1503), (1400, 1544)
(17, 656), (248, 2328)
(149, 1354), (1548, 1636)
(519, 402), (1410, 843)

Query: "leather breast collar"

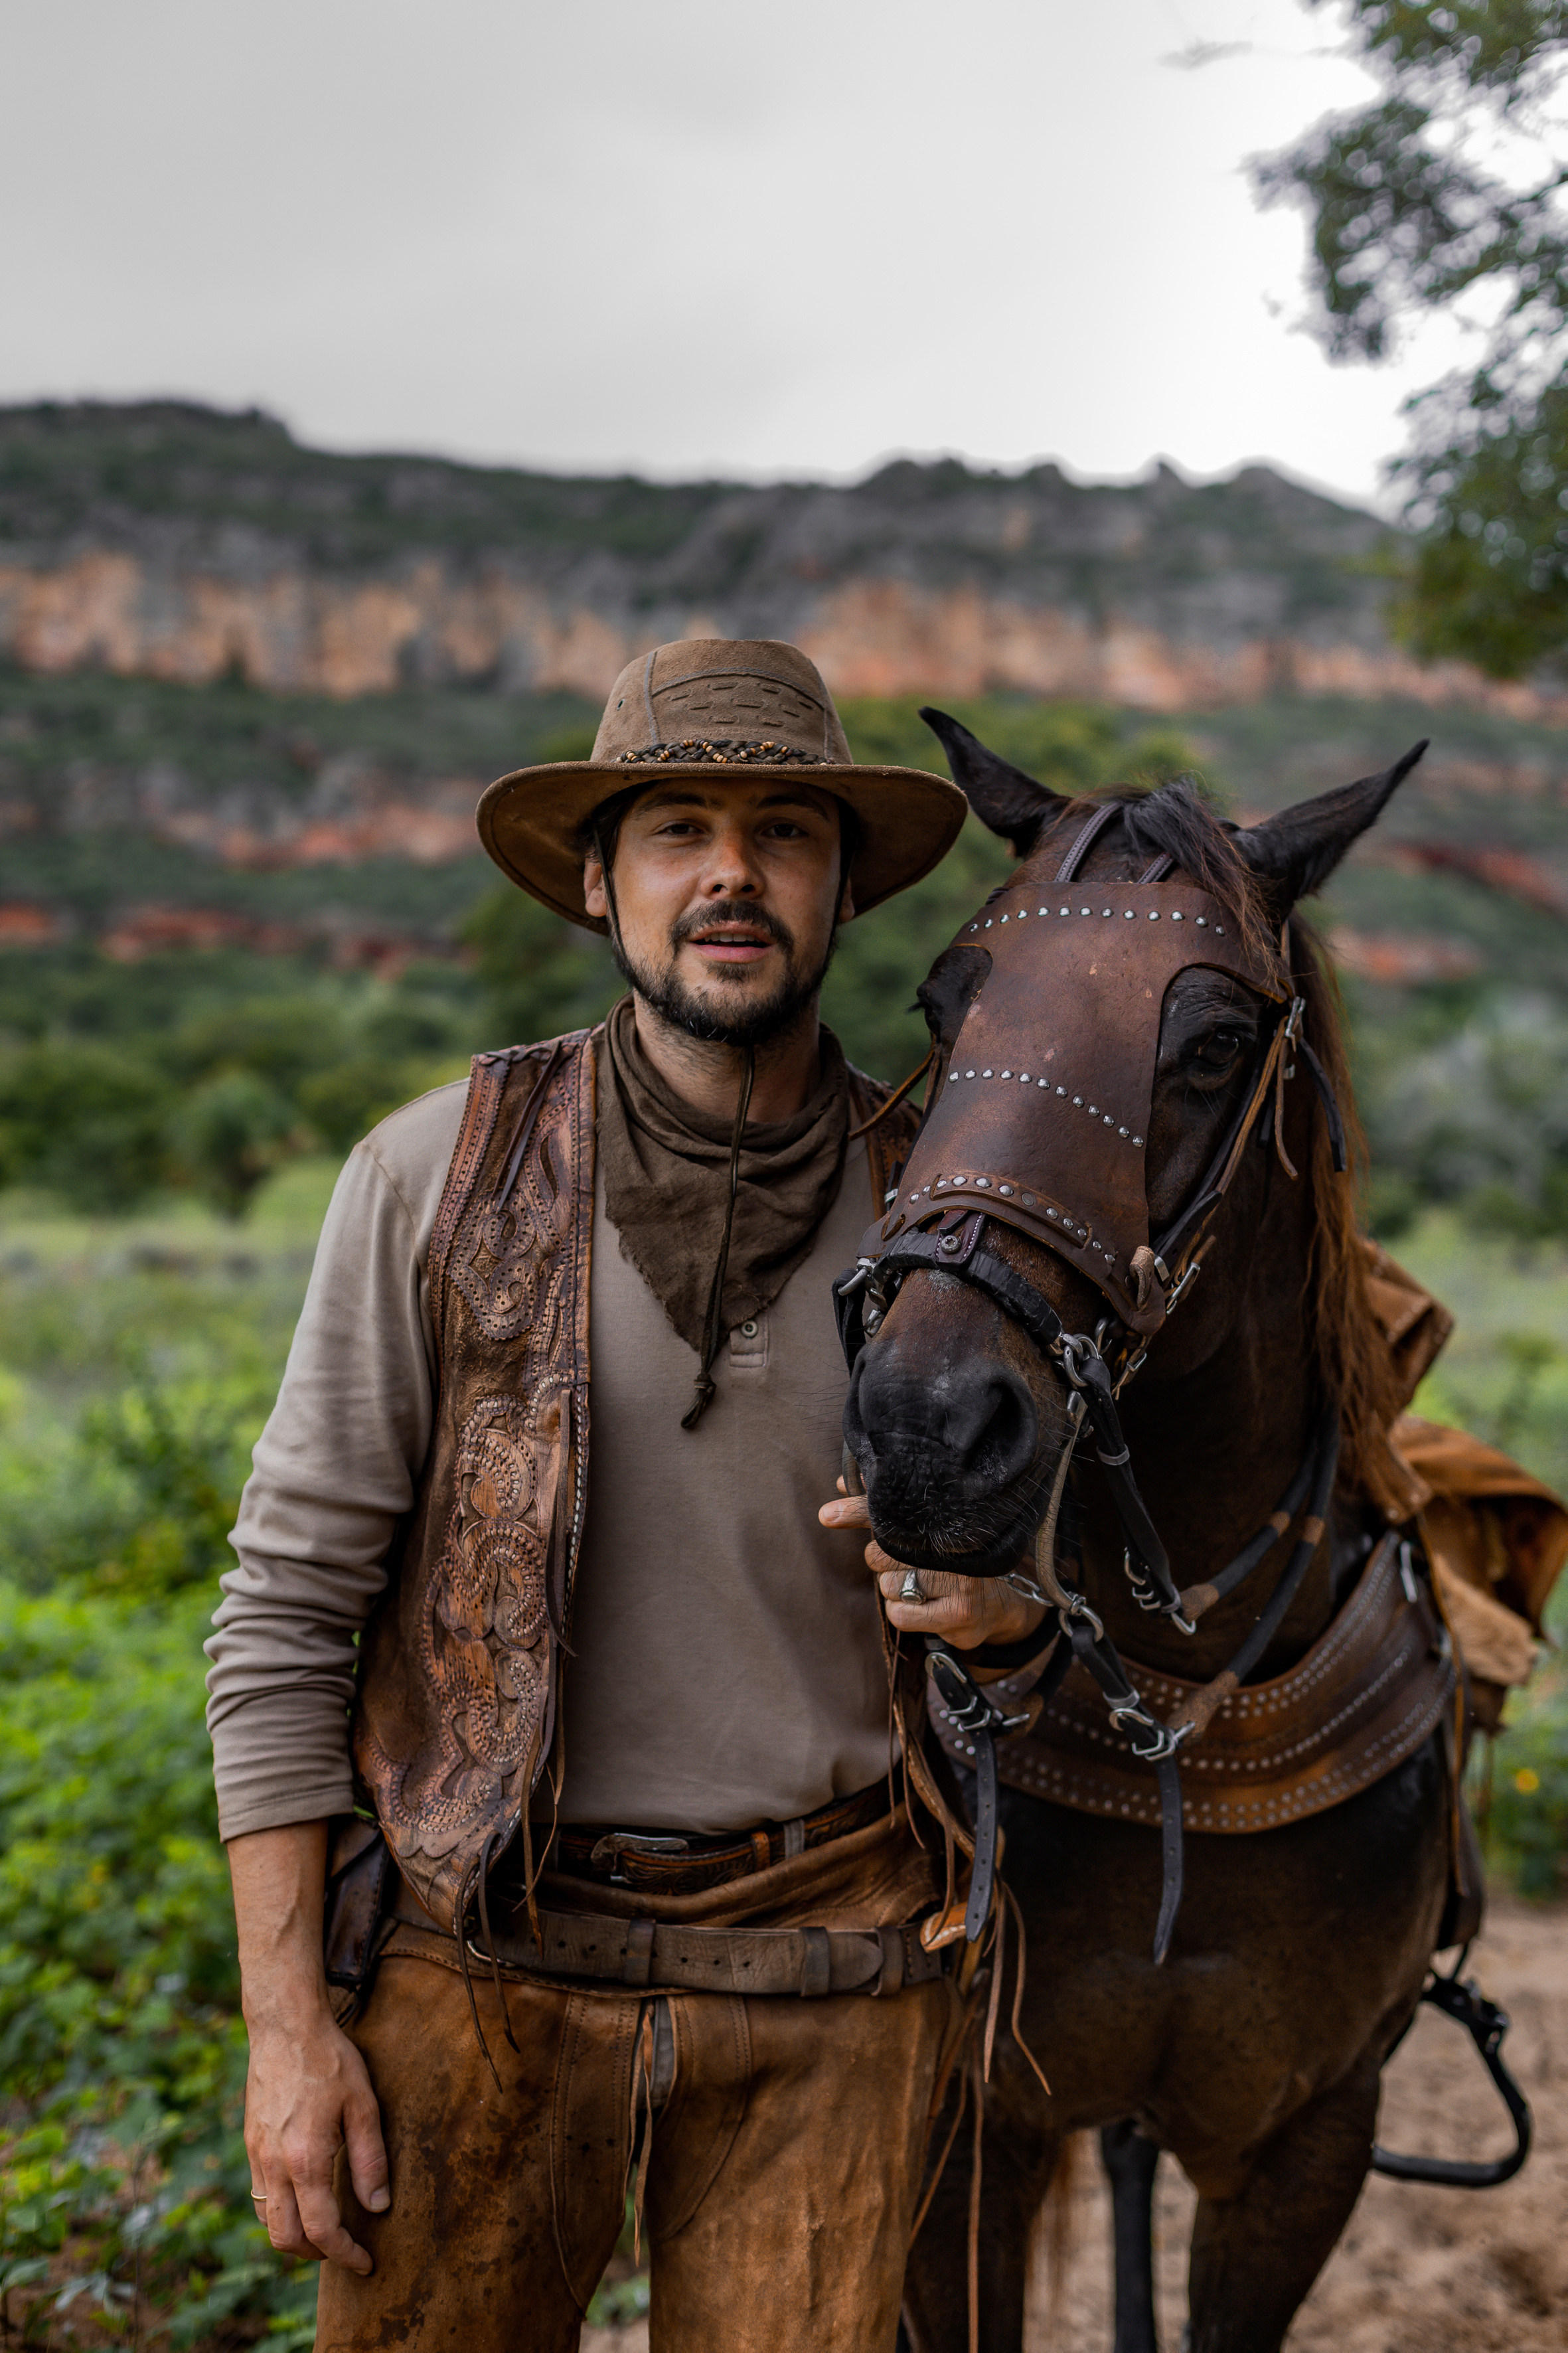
(932, 1532), (1454, 1836)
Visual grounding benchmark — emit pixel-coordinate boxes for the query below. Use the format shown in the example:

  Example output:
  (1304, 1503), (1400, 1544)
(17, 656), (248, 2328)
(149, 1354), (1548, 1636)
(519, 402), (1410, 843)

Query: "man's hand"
(819, 1487), (1047, 1660)
(228, 1823), (389, 2276)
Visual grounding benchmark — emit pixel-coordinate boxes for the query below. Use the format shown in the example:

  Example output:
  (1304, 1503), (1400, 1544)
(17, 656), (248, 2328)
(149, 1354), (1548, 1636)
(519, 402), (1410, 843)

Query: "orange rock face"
(2, 552), (1561, 720)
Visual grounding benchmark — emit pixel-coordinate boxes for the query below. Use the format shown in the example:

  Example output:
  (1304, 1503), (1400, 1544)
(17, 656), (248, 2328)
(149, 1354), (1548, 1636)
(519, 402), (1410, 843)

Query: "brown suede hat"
(476, 637), (968, 932)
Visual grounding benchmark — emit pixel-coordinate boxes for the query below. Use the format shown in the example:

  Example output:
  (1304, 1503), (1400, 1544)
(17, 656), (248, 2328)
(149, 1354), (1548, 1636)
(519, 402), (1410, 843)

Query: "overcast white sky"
(0, 0), (1468, 508)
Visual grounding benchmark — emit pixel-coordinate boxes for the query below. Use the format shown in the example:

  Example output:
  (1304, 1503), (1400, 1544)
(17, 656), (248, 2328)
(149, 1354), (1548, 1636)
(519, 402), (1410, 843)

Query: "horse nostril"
(942, 1369), (1038, 1488)
(848, 1348), (1038, 1508)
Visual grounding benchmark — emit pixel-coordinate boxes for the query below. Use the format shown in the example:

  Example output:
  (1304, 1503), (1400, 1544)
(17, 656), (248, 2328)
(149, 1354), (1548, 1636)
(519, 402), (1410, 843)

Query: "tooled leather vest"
(353, 1025), (920, 1931)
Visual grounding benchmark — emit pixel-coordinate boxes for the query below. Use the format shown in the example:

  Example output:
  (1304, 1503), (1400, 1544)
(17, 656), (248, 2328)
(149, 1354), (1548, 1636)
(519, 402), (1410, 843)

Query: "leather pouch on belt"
(323, 1815), (394, 2025)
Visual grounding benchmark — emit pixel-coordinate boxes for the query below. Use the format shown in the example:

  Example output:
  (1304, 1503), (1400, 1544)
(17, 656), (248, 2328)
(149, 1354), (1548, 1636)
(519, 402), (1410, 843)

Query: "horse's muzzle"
(844, 1342), (1041, 1575)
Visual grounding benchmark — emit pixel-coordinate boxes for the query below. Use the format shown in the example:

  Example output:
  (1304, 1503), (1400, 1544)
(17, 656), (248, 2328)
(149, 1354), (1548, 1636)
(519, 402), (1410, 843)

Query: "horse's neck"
(1075, 1171), (1344, 1686)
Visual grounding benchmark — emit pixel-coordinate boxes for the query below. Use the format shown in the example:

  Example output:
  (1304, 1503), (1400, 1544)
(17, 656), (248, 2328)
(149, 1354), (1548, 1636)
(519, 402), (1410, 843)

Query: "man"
(207, 639), (1046, 2353)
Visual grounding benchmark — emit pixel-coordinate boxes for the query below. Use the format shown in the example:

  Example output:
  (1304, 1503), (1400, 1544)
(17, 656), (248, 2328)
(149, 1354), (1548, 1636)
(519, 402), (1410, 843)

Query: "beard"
(609, 898), (838, 1050)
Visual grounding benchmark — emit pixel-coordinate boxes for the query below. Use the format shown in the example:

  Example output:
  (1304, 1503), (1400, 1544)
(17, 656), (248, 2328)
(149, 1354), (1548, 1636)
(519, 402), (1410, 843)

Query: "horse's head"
(842, 712), (1426, 1576)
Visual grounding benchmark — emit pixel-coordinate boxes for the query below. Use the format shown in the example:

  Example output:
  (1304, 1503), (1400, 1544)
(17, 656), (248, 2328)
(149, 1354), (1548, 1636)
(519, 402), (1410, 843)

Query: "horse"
(841, 718), (1460, 2353)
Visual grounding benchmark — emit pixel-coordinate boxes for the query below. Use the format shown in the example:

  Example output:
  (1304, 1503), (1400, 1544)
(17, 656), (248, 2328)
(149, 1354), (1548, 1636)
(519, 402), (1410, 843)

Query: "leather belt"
(538, 1779), (892, 1896)
(490, 1908), (942, 1996)
(384, 1904), (945, 1998)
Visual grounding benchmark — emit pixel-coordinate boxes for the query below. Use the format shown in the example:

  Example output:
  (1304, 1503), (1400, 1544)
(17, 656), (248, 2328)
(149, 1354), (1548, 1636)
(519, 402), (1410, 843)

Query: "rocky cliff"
(1, 399), (1555, 718)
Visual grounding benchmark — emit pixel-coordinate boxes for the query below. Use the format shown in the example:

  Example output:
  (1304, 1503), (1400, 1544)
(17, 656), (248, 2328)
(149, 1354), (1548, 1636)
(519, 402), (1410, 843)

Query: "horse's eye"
(1196, 1028), (1244, 1069)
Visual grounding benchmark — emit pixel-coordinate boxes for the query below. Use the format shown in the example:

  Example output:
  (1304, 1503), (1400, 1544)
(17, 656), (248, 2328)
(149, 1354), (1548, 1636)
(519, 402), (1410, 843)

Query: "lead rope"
(681, 1048), (756, 1430)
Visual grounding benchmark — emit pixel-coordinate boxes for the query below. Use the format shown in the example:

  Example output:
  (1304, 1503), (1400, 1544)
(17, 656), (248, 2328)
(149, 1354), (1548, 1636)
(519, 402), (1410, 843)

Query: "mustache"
(671, 900), (795, 955)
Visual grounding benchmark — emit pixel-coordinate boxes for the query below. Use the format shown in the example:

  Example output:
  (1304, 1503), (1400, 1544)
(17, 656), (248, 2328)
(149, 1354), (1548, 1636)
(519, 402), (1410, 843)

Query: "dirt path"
(584, 1894), (1566, 2351)
(1024, 1892), (1567, 2350)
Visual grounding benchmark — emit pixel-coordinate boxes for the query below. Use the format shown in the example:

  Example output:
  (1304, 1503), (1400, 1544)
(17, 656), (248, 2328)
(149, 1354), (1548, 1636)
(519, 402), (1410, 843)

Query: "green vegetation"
(0, 952), (475, 1217)
(0, 402), (734, 570)
(0, 1173), (331, 2344)
(1259, 1), (1568, 674)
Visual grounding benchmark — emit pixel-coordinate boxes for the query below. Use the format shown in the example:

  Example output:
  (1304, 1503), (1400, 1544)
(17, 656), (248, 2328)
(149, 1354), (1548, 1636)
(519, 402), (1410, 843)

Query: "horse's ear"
(917, 941), (991, 1052)
(1237, 741), (1428, 911)
(918, 708), (1068, 856)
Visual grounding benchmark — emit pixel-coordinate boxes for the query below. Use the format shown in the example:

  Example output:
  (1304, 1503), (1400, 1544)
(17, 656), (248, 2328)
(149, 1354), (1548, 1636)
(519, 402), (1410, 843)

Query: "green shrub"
(1487, 1655), (1568, 1899)
(461, 888), (620, 1048)
(0, 1042), (172, 1212)
(0, 1582), (316, 2346)
(1360, 994), (1568, 1242)
(82, 1380), (258, 1602)
(170, 1073), (299, 1220)
(159, 999), (347, 1092)
(295, 1056), (442, 1157)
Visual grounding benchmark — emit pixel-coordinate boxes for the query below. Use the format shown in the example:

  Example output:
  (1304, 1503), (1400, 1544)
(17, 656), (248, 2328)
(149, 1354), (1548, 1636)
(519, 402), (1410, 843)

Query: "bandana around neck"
(596, 995), (851, 1364)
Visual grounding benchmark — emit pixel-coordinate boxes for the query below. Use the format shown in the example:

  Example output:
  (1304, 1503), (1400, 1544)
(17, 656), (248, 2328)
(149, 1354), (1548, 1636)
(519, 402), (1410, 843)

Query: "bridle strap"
(1143, 999), (1294, 1293)
(851, 1221), (1067, 1354)
(1054, 802), (1123, 882)
(1297, 1036), (1349, 1173)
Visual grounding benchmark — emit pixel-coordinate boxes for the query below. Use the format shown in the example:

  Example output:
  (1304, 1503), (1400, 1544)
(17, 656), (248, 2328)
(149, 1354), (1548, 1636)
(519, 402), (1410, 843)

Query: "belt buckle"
(589, 1831), (691, 1885)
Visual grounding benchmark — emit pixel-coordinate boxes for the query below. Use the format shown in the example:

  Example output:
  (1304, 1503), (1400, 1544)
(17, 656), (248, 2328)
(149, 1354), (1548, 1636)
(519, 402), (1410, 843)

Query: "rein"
(832, 875), (1356, 1960)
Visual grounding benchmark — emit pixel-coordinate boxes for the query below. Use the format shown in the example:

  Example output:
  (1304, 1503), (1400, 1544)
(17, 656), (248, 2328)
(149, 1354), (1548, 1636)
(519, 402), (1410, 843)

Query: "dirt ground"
(1023, 1892), (1568, 2351)
(583, 1894), (1566, 2352)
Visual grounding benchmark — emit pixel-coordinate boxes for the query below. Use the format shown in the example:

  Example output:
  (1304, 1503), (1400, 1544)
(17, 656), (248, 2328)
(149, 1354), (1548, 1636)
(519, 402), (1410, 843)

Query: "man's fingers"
(886, 1588), (982, 1629)
(868, 1546), (1046, 1649)
(819, 1493), (871, 1530)
(294, 2173), (374, 2277)
(344, 2083), (391, 2216)
(867, 1546), (978, 1603)
(260, 2172), (308, 2258)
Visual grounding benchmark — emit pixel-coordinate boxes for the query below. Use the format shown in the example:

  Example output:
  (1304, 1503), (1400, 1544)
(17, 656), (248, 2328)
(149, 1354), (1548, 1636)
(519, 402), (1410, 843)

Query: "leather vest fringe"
(353, 1026), (920, 1931)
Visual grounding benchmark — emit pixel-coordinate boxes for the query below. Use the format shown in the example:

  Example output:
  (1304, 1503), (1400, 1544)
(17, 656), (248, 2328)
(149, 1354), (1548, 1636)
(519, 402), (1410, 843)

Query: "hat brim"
(475, 760), (970, 933)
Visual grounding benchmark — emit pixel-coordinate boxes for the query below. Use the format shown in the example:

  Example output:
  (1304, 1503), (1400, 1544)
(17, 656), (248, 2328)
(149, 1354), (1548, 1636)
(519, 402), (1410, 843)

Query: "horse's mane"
(1038, 779), (1401, 1492)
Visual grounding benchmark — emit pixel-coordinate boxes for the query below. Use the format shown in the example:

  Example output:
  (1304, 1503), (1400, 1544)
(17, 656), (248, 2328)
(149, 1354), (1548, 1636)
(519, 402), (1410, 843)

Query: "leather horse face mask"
(867, 874), (1289, 1336)
(871, 872), (1289, 1335)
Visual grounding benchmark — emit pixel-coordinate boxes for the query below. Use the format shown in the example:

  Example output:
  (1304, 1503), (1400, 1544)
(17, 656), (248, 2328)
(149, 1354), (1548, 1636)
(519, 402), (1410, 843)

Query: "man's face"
(582, 780), (854, 1048)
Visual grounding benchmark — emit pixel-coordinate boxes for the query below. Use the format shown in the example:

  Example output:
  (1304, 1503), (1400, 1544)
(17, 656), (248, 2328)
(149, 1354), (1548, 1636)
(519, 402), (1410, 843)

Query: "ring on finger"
(898, 1568), (925, 1604)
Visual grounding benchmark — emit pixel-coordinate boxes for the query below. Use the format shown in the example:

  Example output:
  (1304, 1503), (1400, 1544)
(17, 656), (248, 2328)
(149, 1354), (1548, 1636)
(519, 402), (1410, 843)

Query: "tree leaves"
(1257, 1), (1568, 672)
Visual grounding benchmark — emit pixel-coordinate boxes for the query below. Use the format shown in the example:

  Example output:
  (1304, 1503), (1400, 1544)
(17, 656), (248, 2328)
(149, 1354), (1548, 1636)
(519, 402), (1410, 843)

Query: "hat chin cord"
(682, 1046), (755, 1431)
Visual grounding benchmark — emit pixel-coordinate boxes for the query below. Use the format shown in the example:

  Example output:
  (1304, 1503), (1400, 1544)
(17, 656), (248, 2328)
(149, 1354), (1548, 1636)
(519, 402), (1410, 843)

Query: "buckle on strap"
(927, 1643), (1033, 1737)
(1109, 1703), (1194, 1765)
(589, 1832), (690, 1884)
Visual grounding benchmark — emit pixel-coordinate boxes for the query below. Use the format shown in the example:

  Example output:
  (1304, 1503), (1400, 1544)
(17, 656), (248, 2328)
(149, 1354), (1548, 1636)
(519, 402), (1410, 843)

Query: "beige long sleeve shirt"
(205, 1074), (889, 1842)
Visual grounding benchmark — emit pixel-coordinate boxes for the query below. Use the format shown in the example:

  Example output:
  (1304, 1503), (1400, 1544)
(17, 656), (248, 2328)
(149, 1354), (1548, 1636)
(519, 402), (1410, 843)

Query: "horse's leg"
(1101, 2121), (1161, 2353)
(1181, 2063), (1380, 2353)
(901, 2079), (1060, 2353)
